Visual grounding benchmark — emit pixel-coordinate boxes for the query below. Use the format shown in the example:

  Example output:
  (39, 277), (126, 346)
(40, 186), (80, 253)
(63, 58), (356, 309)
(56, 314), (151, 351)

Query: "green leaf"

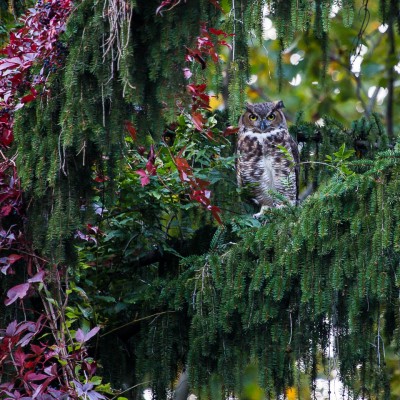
(333, 143), (355, 161)
(90, 376), (103, 385)
(339, 165), (354, 176)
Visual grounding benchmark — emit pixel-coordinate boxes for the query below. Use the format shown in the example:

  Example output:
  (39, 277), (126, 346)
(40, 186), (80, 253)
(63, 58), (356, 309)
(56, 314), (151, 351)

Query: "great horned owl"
(236, 101), (299, 218)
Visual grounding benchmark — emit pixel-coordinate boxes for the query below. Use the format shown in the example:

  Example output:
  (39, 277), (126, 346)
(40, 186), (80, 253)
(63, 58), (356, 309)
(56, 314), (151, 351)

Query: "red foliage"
(0, 0), (75, 298)
(0, 3), (107, 397)
(0, 317), (100, 399)
(174, 156), (222, 224)
(135, 169), (151, 187)
(185, 22), (233, 66)
(187, 83), (211, 111)
(0, 0), (73, 148)
(178, 23), (234, 223)
(0, 157), (22, 218)
(124, 120), (137, 141)
(223, 125), (240, 136)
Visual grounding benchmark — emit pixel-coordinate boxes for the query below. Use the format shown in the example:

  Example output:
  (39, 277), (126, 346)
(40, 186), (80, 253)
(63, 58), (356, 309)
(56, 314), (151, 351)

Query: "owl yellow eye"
(267, 113), (276, 121)
(249, 114), (258, 121)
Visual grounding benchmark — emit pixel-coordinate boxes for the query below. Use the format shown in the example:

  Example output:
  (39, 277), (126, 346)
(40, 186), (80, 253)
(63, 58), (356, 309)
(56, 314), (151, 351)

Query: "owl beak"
(260, 119), (268, 130)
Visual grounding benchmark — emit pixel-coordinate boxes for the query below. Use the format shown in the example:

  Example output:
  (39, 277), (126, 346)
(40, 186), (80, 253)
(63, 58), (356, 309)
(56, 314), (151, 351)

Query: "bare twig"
(101, 311), (176, 337)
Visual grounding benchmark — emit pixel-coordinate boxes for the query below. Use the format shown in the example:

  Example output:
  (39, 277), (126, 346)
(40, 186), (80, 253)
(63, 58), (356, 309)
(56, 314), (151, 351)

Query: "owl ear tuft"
(275, 100), (285, 109)
(245, 102), (254, 111)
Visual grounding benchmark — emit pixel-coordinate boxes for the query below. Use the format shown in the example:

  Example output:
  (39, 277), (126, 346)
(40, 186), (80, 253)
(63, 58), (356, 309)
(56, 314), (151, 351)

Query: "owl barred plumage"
(236, 101), (299, 218)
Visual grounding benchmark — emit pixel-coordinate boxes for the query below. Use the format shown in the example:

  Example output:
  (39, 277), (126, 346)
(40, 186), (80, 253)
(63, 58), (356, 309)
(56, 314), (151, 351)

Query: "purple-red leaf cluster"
(0, 0), (73, 148)
(0, 317), (100, 399)
(0, 159), (22, 219)
(75, 224), (103, 245)
(135, 144), (158, 187)
(185, 22), (234, 66)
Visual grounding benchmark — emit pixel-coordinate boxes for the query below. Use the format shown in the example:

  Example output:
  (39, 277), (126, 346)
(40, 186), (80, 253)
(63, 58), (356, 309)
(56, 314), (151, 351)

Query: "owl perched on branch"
(236, 101), (299, 218)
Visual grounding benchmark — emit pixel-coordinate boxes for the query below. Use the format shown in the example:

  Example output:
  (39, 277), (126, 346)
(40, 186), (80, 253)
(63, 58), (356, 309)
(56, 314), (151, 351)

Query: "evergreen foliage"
(10, 0), (397, 260)
(70, 112), (393, 398)
(3, 0), (400, 398)
(180, 148), (400, 398)
(13, 0), (220, 260)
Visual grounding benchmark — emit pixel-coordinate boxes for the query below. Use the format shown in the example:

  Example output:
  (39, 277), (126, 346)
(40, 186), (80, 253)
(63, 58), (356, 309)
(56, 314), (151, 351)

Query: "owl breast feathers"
(236, 101), (299, 218)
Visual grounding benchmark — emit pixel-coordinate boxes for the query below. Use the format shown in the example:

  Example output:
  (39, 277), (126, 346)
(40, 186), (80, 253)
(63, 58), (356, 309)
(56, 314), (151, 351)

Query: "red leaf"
(1, 204), (13, 216)
(44, 363), (58, 376)
(124, 120), (137, 141)
(25, 372), (49, 381)
(147, 144), (156, 163)
(146, 160), (157, 175)
(94, 174), (110, 182)
(208, 27), (226, 36)
(179, 170), (190, 182)
(4, 283), (30, 306)
(175, 158), (191, 182)
(210, 205), (222, 224)
(223, 126), (239, 136)
(31, 344), (46, 355)
(87, 224), (101, 235)
(21, 93), (36, 104)
(1, 253), (23, 274)
(192, 112), (204, 131)
(192, 53), (207, 69)
(0, 130), (13, 147)
(218, 40), (232, 50)
(135, 169), (150, 186)
(156, 0), (174, 15)
(15, 320), (35, 335)
(196, 179), (211, 190)
(205, 130), (214, 140)
(187, 83), (207, 94)
(14, 347), (27, 366)
(7, 254), (24, 264)
(175, 157), (190, 169)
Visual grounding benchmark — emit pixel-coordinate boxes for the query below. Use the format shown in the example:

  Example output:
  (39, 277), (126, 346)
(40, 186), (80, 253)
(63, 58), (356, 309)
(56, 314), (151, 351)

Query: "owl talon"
(253, 205), (268, 219)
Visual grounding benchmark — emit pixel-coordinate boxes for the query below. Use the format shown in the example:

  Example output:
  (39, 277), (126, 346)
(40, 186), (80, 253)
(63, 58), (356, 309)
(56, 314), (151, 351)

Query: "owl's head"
(240, 101), (286, 133)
